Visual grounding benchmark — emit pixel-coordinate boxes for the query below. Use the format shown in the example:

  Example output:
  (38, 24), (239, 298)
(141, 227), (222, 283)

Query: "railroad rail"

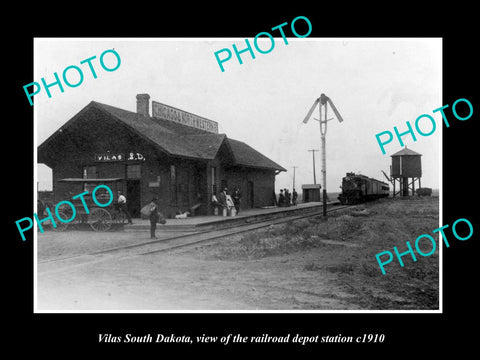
(37, 204), (351, 275)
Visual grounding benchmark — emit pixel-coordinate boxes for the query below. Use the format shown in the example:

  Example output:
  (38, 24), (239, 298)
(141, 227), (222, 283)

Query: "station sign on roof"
(151, 100), (219, 134)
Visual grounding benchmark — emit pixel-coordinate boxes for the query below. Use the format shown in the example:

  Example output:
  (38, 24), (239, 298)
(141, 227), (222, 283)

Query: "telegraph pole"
(292, 166), (298, 189)
(307, 149), (319, 184)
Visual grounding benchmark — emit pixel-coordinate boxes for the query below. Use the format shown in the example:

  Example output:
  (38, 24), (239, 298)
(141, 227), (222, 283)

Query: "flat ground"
(37, 197), (439, 311)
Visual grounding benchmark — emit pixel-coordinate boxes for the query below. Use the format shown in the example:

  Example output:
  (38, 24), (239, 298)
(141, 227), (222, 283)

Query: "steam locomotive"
(338, 172), (390, 205)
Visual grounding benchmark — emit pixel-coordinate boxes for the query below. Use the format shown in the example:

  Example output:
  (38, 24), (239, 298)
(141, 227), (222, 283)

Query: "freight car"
(338, 172), (390, 205)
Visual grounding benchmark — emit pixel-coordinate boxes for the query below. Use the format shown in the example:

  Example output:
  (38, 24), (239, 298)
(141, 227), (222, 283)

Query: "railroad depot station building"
(38, 94), (286, 218)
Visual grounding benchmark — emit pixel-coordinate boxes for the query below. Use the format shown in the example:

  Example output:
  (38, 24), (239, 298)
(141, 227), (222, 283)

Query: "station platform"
(125, 201), (333, 232)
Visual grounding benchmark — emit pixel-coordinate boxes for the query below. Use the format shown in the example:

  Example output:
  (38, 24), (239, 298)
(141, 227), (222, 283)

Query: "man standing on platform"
(278, 189), (285, 207)
(117, 190), (133, 224)
(219, 188), (228, 216)
(149, 197), (159, 239)
(233, 186), (241, 214)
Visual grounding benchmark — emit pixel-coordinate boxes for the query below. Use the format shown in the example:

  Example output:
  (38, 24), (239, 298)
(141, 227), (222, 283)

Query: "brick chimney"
(136, 93), (150, 116)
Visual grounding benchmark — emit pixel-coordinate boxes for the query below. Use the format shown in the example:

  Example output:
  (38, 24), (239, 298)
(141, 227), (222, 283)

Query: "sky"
(35, 38), (442, 193)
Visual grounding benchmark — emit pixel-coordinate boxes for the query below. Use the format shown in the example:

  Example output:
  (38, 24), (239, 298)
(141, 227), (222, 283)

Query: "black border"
(7, 5), (478, 354)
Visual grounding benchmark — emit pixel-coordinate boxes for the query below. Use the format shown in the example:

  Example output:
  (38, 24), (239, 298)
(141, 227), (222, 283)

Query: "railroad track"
(38, 204), (350, 275)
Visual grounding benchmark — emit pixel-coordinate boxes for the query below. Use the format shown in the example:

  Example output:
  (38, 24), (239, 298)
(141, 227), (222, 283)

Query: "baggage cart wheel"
(89, 208), (112, 232)
(52, 211), (69, 231)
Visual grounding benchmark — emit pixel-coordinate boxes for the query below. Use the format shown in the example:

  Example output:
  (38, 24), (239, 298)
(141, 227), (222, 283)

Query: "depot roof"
(38, 101), (286, 172)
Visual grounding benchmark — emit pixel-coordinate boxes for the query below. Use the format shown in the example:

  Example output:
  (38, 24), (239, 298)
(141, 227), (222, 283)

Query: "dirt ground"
(37, 197), (439, 311)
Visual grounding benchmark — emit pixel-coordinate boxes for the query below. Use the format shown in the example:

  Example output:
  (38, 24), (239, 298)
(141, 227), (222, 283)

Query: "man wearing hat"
(149, 197), (159, 239)
(232, 186), (241, 214)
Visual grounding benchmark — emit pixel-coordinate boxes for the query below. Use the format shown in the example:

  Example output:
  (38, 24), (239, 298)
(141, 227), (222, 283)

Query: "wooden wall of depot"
(49, 112), (277, 218)
(53, 157), (276, 218)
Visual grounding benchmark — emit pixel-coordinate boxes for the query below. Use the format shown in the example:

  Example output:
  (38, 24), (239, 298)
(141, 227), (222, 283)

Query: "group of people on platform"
(278, 188), (298, 207)
(40, 185), (298, 240)
(211, 186), (241, 216)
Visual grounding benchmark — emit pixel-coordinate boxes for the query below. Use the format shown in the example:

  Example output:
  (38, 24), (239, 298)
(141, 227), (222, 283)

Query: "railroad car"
(338, 172), (390, 205)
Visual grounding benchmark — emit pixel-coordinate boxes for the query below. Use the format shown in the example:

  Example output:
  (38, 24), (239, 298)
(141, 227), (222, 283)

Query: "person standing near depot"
(149, 197), (159, 239)
(278, 189), (285, 207)
(232, 186), (241, 214)
(218, 188), (228, 216)
(117, 190), (133, 224)
(292, 188), (298, 206)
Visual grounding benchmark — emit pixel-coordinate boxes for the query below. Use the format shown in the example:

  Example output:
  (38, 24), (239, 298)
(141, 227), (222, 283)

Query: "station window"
(126, 164), (141, 179)
(83, 166), (97, 179)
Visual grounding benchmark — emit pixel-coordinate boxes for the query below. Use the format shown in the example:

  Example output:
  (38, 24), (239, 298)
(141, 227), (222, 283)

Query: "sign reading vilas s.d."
(94, 152), (146, 162)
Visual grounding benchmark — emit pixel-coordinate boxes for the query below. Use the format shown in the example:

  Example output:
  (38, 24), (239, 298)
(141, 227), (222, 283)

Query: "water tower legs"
(392, 176), (422, 197)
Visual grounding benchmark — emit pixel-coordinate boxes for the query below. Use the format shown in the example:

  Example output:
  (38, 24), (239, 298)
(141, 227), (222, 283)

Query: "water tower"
(390, 146), (422, 197)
